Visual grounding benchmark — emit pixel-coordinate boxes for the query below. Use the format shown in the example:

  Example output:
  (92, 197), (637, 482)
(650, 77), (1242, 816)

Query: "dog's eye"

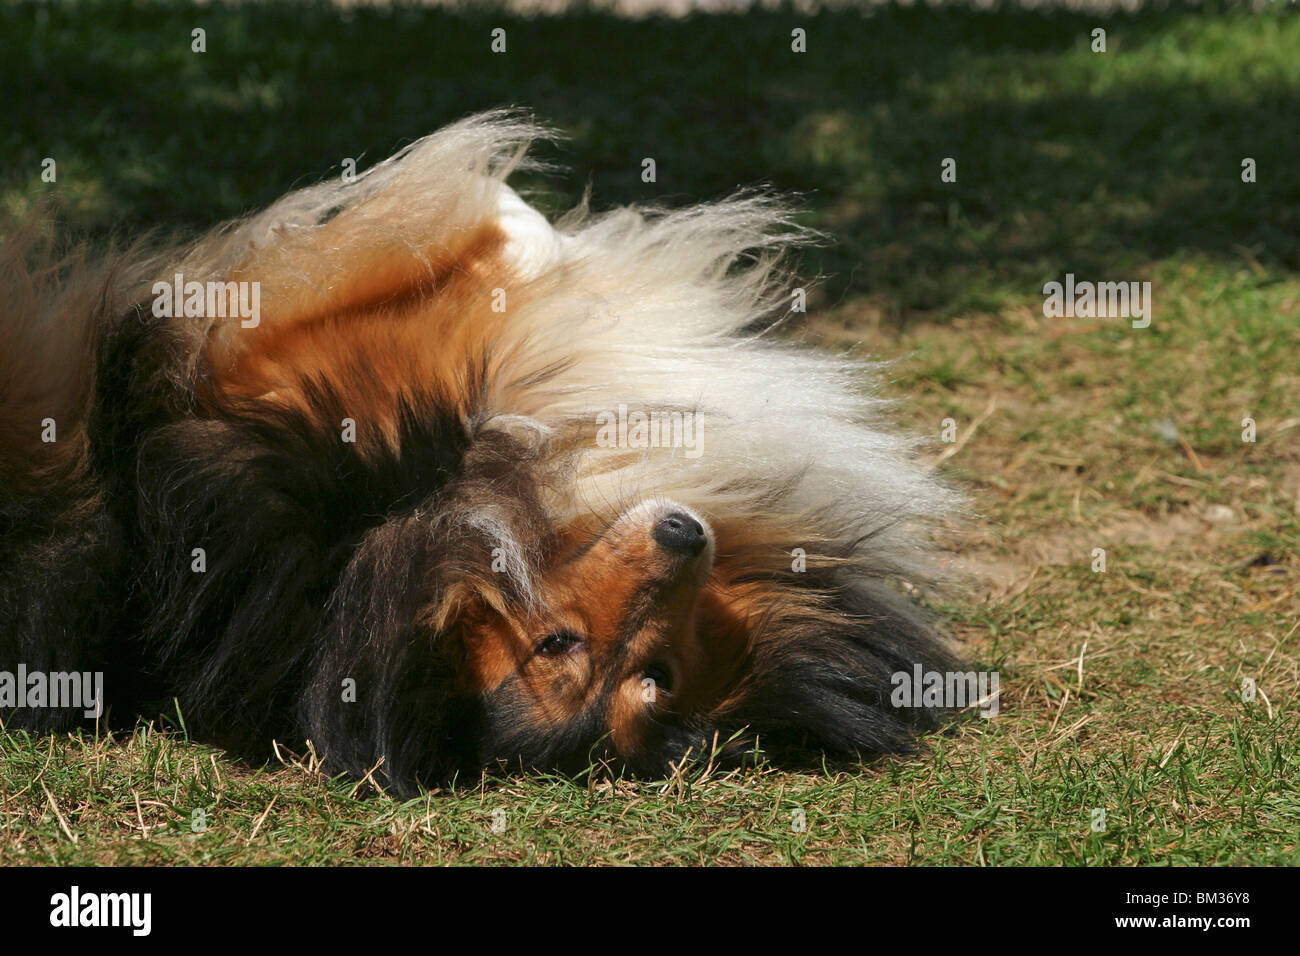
(536, 631), (584, 656)
(642, 662), (674, 693)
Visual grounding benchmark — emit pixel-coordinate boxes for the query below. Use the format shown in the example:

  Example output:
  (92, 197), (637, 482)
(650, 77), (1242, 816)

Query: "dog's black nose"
(653, 512), (707, 556)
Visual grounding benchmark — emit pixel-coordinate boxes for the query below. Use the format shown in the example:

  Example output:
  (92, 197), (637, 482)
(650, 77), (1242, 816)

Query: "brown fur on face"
(461, 499), (754, 768)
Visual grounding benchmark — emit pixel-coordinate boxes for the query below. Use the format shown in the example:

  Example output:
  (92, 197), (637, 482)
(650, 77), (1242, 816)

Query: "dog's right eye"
(536, 631), (584, 656)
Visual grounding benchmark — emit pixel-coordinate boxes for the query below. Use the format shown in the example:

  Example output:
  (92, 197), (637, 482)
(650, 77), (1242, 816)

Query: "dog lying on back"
(0, 112), (959, 794)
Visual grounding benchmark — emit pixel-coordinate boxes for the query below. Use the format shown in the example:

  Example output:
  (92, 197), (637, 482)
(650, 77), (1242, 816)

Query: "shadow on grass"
(3, 0), (1296, 319)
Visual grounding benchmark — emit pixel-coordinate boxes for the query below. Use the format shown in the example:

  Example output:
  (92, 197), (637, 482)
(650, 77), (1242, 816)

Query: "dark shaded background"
(3, 0), (1297, 321)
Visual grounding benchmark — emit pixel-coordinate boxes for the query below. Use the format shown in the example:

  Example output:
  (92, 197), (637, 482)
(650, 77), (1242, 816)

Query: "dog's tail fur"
(1, 220), (128, 727)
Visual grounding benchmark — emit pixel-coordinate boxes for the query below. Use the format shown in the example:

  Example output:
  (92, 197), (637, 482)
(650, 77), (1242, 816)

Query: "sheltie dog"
(0, 112), (960, 794)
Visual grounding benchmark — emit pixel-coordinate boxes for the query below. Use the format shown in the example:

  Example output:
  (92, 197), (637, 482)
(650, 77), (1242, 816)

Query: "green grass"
(6, 709), (1297, 865)
(2, 0), (1298, 865)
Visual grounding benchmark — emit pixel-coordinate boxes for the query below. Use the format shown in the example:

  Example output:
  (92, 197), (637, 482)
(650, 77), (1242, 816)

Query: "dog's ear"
(700, 576), (960, 759)
(299, 518), (486, 795)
